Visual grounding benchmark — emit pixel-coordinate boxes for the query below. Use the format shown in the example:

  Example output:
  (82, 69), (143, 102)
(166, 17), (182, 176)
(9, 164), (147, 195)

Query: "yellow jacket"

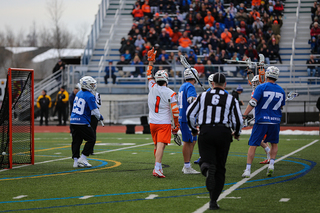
(55, 90), (69, 106)
(37, 95), (52, 109)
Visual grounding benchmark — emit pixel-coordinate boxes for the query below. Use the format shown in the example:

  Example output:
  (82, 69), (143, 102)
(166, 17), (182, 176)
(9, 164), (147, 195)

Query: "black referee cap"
(213, 73), (226, 84)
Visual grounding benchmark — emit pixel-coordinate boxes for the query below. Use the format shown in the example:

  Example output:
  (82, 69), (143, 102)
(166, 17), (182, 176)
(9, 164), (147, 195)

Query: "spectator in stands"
(149, 0), (159, 14)
(232, 84), (244, 105)
(194, 12), (205, 29)
(311, 1), (318, 22)
(258, 43), (270, 64)
(132, 5), (144, 21)
(268, 37), (282, 64)
(310, 16), (319, 30)
(37, 90), (52, 126)
(69, 86), (79, 115)
(235, 34), (247, 44)
(221, 28), (232, 44)
(271, 20), (281, 35)
(156, 55), (171, 73)
(245, 44), (258, 62)
(137, 19), (145, 31)
(158, 49), (169, 61)
(227, 3), (237, 17)
(123, 49), (132, 62)
(233, 27), (242, 40)
(121, 40), (135, 58)
(172, 16), (182, 29)
(152, 13), (162, 33)
(220, 49), (229, 62)
(236, 37), (248, 58)
(229, 52), (240, 77)
(204, 11), (215, 27)
(267, 0), (275, 14)
(208, 33), (220, 53)
(216, 11), (225, 26)
(239, 3), (248, 13)
(189, 49), (198, 62)
(248, 33), (258, 48)
(203, 24), (214, 37)
(186, 13), (196, 29)
(307, 55), (317, 77)
(252, 0), (261, 9)
(135, 34), (145, 49)
(176, 10), (184, 21)
(273, 0), (284, 17)
(194, 58), (205, 77)
(227, 40), (237, 57)
(239, 21), (249, 36)
(178, 31), (193, 54)
(147, 27), (158, 45)
(159, 0), (166, 13)
(250, 7), (261, 21)
(55, 86), (69, 126)
(214, 23), (223, 38)
(117, 56), (130, 77)
(166, 0), (176, 14)
(193, 44), (200, 55)
(142, 1), (151, 18)
(309, 36), (318, 53)
(131, 56), (144, 78)
(164, 23), (174, 37)
(104, 60), (117, 84)
(192, 24), (203, 45)
(159, 28), (171, 49)
(200, 34), (210, 55)
(253, 17), (263, 33)
(218, 39), (227, 51)
(171, 27), (182, 48)
(162, 13), (173, 27)
(212, 55), (223, 73)
(225, 12), (235, 29)
(205, 59), (216, 77)
(235, 7), (248, 26)
(246, 13), (255, 32)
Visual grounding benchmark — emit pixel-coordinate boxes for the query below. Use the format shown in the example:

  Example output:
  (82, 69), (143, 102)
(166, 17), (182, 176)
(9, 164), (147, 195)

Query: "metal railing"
(81, 0), (109, 65)
(290, 0), (301, 78)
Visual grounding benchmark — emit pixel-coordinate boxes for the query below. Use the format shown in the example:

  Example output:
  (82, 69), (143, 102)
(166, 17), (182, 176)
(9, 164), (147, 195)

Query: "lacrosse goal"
(0, 68), (34, 169)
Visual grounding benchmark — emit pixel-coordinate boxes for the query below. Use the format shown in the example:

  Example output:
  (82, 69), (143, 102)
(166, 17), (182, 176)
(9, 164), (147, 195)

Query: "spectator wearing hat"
(178, 31), (193, 54)
(272, 20), (281, 35)
(104, 60), (117, 84)
(204, 11), (215, 27)
(235, 7), (248, 26)
(268, 37), (282, 64)
(307, 55), (317, 77)
(232, 85), (244, 106)
(214, 22), (223, 38)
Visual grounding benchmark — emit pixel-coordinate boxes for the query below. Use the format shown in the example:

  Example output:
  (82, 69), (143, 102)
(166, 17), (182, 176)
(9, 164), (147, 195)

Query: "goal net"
(0, 68), (34, 169)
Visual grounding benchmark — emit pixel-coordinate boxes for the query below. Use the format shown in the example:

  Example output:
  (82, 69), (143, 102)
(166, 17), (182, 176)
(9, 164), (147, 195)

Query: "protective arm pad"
(171, 102), (180, 128)
(249, 98), (257, 107)
(187, 96), (196, 104)
(91, 108), (101, 120)
(147, 65), (153, 80)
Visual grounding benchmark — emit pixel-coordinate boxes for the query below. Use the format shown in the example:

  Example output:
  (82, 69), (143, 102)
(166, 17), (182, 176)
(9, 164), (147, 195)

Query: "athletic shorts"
(150, 123), (171, 145)
(248, 123), (280, 146)
(179, 122), (197, 143)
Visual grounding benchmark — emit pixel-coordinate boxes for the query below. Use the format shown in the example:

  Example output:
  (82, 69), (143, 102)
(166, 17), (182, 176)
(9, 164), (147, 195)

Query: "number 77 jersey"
(252, 82), (286, 124)
(148, 80), (177, 124)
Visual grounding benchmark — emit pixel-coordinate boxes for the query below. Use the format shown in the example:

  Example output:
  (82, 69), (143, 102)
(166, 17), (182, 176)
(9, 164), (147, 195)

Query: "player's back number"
(72, 97), (86, 115)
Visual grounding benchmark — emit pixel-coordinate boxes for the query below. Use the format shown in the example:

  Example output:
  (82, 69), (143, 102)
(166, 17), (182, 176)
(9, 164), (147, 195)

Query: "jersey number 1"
(155, 96), (160, 113)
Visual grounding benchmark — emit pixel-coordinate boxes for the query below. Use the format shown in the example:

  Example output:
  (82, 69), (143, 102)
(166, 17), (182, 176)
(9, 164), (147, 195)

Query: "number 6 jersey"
(148, 80), (177, 124)
(70, 90), (98, 125)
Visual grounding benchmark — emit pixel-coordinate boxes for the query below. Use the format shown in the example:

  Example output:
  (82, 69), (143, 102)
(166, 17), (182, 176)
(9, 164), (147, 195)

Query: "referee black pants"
(198, 126), (232, 202)
(70, 124), (96, 159)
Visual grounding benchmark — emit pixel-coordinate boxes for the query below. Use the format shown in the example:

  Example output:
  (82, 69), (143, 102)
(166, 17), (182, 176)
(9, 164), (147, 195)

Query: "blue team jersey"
(253, 82), (285, 124)
(178, 82), (197, 122)
(70, 90), (97, 125)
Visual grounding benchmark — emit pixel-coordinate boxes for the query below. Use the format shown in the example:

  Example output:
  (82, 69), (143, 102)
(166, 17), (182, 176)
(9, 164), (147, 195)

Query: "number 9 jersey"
(70, 90), (98, 125)
(148, 80), (177, 124)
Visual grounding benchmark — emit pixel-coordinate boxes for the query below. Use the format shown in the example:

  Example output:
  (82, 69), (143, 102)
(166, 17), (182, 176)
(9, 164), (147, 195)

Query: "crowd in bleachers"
(308, 1), (320, 77)
(116, 0), (284, 79)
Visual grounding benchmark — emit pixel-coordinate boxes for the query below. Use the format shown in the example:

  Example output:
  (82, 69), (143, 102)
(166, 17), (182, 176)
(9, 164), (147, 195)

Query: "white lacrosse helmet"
(208, 74), (214, 89)
(80, 76), (97, 92)
(251, 75), (260, 89)
(154, 70), (169, 84)
(265, 66), (280, 80)
(184, 68), (198, 83)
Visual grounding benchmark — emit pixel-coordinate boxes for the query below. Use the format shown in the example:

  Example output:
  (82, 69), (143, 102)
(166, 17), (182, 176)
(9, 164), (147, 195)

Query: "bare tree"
(5, 26), (16, 47)
(26, 22), (38, 47)
(38, 26), (53, 47)
(71, 22), (89, 48)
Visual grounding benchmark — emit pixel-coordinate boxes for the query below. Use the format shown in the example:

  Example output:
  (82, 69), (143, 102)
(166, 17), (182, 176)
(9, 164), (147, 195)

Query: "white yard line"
(0, 142), (153, 173)
(193, 139), (319, 213)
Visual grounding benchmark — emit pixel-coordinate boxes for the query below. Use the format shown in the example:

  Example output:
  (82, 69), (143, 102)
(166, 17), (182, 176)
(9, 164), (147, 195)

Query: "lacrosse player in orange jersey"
(146, 47), (180, 178)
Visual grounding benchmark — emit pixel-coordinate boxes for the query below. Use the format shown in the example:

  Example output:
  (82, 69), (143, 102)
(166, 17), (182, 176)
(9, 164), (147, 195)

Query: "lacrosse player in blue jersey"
(178, 68), (200, 174)
(242, 66), (285, 177)
(70, 76), (104, 168)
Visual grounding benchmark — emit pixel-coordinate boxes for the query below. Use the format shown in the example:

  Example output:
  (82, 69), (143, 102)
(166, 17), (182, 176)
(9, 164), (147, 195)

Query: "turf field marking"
(13, 195), (27, 199)
(279, 198), (290, 202)
(79, 196), (94, 200)
(145, 194), (158, 200)
(193, 139), (319, 213)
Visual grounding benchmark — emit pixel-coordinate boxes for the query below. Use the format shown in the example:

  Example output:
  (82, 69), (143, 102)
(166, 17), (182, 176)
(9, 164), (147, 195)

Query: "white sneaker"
(182, 166), (200, 174)
(267, 165), (274, 177)
(78, 158), (92, 168)
(73, 161), (79, 168)
(242, 169), (251, 178)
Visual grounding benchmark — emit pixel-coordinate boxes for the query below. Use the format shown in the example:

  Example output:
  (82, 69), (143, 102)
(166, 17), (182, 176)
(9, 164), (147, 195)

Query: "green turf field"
(0, 133), (319, 212)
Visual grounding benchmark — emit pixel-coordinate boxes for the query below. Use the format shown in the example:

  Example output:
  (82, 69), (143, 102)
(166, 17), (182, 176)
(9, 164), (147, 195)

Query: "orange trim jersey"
(148, 80), (177, 124)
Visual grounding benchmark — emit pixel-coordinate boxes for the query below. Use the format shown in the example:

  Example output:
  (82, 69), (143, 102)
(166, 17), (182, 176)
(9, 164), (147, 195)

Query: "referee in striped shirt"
(186, 73), (243, 210)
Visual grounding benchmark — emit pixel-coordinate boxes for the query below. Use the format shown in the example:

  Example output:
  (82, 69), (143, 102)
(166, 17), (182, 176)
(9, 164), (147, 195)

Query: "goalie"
(146, 47), (180, 178)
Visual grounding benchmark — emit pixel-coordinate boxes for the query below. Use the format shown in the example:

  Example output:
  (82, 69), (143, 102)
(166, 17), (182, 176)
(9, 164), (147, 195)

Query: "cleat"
(182, 166), (201, 174)
(73, 162), (79, 168)
(153, 169), (165, 178)
(78, 158), (92, 168)
(209, 201), (220, 210)
(194, 157), (201, 164)
(206, 165), (216, 191)
(260, 159), (270, 164)
(267, 165), (274, 177)
(242, 169), (251, 178)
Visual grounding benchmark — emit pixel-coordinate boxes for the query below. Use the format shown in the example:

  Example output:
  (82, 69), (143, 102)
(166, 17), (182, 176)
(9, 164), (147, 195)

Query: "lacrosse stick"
(180, 55), (206, 91)
(100, 120), (105, 127)
(245, 91), (299, 126)
(168, 99), (182, 146)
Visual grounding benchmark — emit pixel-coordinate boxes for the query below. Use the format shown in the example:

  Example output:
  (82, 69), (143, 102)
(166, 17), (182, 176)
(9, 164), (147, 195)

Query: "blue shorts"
(179, 122), (197, 143)
(248, 123), (280, 146)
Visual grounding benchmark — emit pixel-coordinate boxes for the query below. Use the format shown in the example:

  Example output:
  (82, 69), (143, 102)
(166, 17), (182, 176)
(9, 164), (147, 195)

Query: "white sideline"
(193, 139), (319, 213)
(0, 142), (153, 173)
